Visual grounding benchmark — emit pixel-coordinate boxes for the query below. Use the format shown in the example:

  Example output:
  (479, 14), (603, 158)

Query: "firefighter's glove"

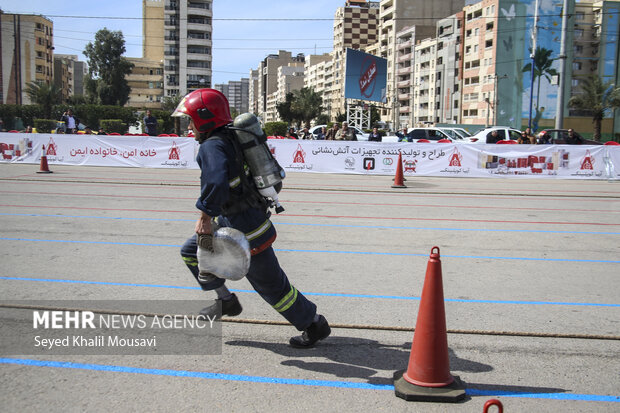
(197, 233), (214, 252)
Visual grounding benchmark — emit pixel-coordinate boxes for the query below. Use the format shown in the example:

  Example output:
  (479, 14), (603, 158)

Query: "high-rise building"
(53, 55), (73, 102)
(126, 57), (165, 108)
(460, 0), (498, 126)
(0, 12), (54, 104)
(434, 13), (465, 125)
(330, 1), (380, 120)
(163, 0), (213, 96)
(255, 50), (305, 121)
(412, 37), (439, 125)
(377, 0), (465, 128)
(248, 69), (259, 115)
(215, 78), (250, 115)
(126, 0), (165, 108)
(52, 54), (88, 102)
(304, 53), (333, 117)
(395, 24), (435, 128)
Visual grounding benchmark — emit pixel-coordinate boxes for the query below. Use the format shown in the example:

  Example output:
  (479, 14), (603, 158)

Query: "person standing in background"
(144, 110), (158, 136)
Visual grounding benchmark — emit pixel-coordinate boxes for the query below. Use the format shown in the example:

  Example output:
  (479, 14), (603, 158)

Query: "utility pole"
(555, 0), (569, 129)
(528, 0), (540, 129)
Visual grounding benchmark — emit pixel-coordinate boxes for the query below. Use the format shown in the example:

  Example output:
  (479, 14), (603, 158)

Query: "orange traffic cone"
(37, 145), (53, 174)
(393, 246), (465, 402)
(391, 152), (406, 188)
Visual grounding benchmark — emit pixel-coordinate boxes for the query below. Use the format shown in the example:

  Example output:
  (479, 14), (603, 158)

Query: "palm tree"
(522, 47), (558, 112)
(24, 81), (61, 119)
(568, 75), (620, 140)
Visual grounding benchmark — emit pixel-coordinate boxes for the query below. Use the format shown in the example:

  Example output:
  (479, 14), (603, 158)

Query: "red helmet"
(172, 88), (232, 134)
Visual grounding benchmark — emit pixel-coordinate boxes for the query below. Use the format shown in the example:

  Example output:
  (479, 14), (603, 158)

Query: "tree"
(568, 75), (620, 140)
(24, 81), (61, 119)
(84, 28), (134, 106)
(276, 93), (297, 125)
(291, 87), (323, 128)
(162, 95), (184, 135)
(522, 47), (558, 113)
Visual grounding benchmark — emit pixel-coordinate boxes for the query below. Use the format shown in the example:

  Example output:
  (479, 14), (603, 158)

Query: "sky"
(2, 0), (338, 84)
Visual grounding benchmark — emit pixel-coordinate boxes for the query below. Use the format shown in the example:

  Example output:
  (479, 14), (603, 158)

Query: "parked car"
(466, 127), (523, 143)
(439, 127), (472, 140)
(405, 128), (453, 142)
(382, 127), (457, 143)
(538, 129), (602, 145)
(309, 124), (370, 140)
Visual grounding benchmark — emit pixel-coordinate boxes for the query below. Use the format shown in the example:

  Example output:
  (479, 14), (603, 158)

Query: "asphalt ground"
(0, 163), (619, 412)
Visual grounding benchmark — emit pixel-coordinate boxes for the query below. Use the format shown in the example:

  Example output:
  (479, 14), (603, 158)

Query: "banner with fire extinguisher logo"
(0, 133), (617, 180)
(0, 133), (199, 169)
(266, 140), (618, 180)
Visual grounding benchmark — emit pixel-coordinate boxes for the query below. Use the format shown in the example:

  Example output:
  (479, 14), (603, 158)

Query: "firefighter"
(173, 89), (330, 348)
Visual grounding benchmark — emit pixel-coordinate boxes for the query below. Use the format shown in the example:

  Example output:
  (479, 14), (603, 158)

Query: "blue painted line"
(466, 388), (620, 402)
(0, 358), (391, 391)
(1, 276), (618, 308)
(0, 212), (192, 223)
(276, 221), (620, 236)
(275, 248), (620, 264)
(1, 358), (618, 402)
(0, 237), (180, 248)
(1, 237), (619, 264)
(2, 212), (619, 235)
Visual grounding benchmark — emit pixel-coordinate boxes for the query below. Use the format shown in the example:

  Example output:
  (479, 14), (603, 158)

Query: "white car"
(438, 127), (472, 141)
(465, 127), (523, 144)
(309, 124), (370, 141)
(382, 127), (457, 143)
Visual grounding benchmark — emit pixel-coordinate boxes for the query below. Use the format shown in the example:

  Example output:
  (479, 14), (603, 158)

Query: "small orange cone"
(393, 246), (465, 402)
(37, 145), (53, 174)
(391, 152), (406, 188)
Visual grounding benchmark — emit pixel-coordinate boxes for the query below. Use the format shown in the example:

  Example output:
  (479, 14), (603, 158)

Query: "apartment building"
(412, 37), (439, 125)
(304, 53), (333, 117)
(54, 54), (88, 99)
(264, 64), (305, 122)
(460, 0), (498, 126)
(330, 1), (380, 119)
(53, 55), (73, 102)
(377, 0), (465, 128)
(395, 24), (436, 128)
(215, 78), (249, 115)
(255, 50), (305, 121)
(434, 13), (465, 124)
(0, 12), (54, 104)
(126, 57), (165, 109)
(162, 0), (213, 97)
(248, 69), (259, 115)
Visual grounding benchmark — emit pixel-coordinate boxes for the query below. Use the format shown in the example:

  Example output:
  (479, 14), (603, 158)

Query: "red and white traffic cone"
(37, 145), (53, 174)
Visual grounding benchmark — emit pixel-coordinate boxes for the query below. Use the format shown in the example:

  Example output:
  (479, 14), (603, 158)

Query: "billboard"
(344, 48), (387, 103)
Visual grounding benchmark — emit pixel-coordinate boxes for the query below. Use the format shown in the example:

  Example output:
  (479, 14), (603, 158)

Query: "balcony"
(399, 106), (411, 113)
(398, 53), (412, 63)
(188, 2), (209, 9)
(398, 93), (410, 101)
(397, 80), (411, 88)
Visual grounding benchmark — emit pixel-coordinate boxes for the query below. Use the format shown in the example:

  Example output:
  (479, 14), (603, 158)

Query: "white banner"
(1, 133), (618, 180)
(267, 140), (619, 180)
(0, 133), (199, 169)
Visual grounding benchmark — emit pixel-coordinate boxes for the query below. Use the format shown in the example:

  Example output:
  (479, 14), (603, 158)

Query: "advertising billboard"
(344, 48), (387, 103)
